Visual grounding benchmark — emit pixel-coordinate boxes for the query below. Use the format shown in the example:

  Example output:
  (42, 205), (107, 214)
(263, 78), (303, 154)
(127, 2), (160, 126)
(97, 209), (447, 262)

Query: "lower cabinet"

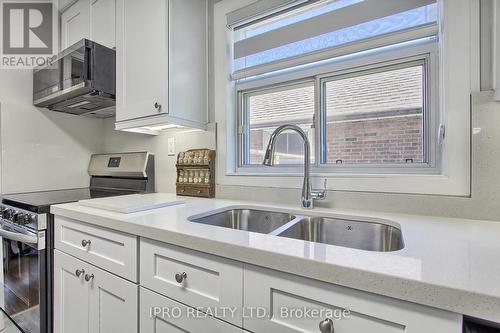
(53, 250), (89, 333)
(140, 287), (244, 333)
(52, 217), (464, 333)
(244, 265), (463, 333)
(53, 250), (138, 333)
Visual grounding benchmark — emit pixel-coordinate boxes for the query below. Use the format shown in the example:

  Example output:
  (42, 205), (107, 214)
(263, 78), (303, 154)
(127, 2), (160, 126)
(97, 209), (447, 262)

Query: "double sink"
(189, 208), (404, 252)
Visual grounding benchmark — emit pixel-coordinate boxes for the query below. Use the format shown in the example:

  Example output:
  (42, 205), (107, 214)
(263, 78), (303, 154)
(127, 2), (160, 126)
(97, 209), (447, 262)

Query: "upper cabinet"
(60, 0), (116, 50)
(114, 0), (168, 125)
(114, 0), (208, 134)
(61, 0), (90, 49)
(89, 0), (116, 48)
(58, 0), (208, 134)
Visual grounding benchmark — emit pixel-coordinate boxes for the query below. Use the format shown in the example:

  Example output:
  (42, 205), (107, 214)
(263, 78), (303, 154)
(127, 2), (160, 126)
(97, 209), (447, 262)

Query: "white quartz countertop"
(51, 196), (500, 322)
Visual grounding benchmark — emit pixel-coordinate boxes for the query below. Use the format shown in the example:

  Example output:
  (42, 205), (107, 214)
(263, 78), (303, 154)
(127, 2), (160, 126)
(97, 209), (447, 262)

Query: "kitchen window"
(234, 0), (439, 174)
(238, 56), (437, 172)
(216, 0), (472, 195)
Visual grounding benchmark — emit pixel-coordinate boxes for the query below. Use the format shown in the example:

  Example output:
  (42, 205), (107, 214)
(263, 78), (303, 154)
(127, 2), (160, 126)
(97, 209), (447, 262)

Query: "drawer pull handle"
(81, 239), (91, 247)
(75, 269), (85, 277)
(154, 102), (162, 111)
(175, 272), (187, 283)
(319, 318), (334, 333)
(85, 273), (95, 282)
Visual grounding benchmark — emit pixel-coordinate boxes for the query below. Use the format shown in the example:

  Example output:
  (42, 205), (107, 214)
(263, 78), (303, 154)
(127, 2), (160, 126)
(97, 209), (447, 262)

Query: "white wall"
(101, 120), (216, 192)
(0, 70), (105, 194)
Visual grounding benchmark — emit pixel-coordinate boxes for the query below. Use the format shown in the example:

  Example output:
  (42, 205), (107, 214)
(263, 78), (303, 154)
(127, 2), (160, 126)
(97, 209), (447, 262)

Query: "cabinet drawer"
(55, 216), (138, 282)
(244, 265), (462, 333)
(140, 238), (243, 326)
(140, 287), (244, 333)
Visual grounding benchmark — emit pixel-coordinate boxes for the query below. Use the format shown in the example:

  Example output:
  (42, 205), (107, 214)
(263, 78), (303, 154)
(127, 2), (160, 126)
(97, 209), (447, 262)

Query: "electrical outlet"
(167, 137), (175, 156)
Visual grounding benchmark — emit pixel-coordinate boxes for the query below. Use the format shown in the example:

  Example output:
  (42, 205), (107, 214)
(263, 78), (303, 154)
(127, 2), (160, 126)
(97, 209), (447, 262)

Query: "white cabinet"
(52, 216), (464, 333)
(90, 0), (116, 48)
(54, 250), (138, 333)
(114, 0), (208, 134)
(244, 265), (463, 333)
(140, 239), (243, 326)
(114, 0), (168, 123)
(88, 259), (138, 333)
(53, 249), (89, 333)
(60, 0), (116, 50)
(61, 0), (90, 49)
(140, 287), (244, 333)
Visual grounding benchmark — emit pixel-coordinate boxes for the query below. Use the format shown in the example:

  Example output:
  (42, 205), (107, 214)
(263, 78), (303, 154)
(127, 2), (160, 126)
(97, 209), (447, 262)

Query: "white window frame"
(236, 46), (439, 175)
(214, 0), (472, 196)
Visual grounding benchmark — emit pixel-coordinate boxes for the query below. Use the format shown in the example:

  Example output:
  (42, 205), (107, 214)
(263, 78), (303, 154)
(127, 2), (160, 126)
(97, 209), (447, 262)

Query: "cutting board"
(78, 193), (185, 213)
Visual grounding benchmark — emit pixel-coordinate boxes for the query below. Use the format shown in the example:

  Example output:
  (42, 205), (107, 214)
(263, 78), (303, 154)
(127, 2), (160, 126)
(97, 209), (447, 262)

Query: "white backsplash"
(102, 119), (216, 193)
(0, 70), (104, 194)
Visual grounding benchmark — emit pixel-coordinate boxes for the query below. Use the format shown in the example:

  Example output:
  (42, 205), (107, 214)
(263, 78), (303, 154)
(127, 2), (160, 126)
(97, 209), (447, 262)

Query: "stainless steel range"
(0, 152), (155, 333)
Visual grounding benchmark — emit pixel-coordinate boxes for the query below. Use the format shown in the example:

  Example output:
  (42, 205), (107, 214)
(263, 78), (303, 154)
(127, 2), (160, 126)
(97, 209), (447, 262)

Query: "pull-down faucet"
(263, 124), (326, 209)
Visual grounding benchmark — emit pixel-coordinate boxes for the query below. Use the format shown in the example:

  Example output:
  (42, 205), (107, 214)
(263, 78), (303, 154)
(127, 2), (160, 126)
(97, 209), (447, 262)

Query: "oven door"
(0, 223), (45, 333)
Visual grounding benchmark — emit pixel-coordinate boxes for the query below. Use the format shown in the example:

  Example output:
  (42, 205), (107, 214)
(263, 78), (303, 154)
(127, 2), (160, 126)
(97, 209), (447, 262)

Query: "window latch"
(238, 125), (245, 135)
(438, 124), (445, 145)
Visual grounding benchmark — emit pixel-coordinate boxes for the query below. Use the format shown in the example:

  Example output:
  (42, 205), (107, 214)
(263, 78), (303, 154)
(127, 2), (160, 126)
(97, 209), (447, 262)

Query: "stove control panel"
(0, 205), (46, 231)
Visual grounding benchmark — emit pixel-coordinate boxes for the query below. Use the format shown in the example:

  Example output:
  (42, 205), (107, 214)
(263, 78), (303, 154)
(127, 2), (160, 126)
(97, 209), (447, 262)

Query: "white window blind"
(229, 0), (438, 80)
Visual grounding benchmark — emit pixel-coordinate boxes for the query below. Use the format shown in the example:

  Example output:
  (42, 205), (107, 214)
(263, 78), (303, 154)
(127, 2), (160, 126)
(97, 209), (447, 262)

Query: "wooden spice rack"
(176, 149), (215, 198)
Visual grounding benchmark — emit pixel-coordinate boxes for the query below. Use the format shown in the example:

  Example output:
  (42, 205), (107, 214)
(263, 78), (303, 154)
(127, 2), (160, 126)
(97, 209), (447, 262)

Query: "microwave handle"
(0, 227), (38, 245)
(85, 45), (92, 81)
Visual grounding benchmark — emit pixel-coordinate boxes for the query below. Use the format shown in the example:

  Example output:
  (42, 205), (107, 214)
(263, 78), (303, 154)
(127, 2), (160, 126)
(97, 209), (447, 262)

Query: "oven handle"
(0, 227), (38, 245)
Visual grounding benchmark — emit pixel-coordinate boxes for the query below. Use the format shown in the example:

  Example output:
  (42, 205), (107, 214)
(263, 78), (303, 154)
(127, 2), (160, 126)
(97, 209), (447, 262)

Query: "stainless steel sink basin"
(189, 209), (296, 234)
(189, 208), (404, 252)
(276, 216), (404, 252)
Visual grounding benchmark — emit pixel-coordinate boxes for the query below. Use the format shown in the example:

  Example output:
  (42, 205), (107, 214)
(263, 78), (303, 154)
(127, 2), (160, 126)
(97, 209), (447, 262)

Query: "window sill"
(217, 171), (470, 196)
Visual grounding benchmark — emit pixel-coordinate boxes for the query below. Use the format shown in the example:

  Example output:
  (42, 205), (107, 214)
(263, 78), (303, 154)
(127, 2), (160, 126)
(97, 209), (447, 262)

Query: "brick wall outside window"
(248, 112), (423, 165)
(327, 114), (423, 164)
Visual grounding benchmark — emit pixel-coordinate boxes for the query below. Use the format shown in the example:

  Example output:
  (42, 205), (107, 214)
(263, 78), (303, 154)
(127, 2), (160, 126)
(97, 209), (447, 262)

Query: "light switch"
(167, 137), (175, 156)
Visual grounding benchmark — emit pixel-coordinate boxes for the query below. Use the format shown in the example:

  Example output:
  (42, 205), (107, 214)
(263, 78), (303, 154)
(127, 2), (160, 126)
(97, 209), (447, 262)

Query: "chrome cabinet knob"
(319, 318), (334, 333)
(175, 272), (187, 283)
(85, 273), (94, 282)
(75, 269), (85, 277)
(154, 102), (162, 111)
(81, 239), (91, 247)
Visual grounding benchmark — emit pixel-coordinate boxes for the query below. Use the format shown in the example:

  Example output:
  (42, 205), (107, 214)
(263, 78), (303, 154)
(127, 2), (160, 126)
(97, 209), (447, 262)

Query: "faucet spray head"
(262, 144), (275, 166)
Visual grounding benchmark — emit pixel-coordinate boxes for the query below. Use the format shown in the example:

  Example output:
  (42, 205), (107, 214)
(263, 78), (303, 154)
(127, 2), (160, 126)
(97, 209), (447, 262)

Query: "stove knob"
(2, 208), (11, 219)
(24, 214), (37, 224)
(13, 212), (22, 223)
(4, 209), (13, 220)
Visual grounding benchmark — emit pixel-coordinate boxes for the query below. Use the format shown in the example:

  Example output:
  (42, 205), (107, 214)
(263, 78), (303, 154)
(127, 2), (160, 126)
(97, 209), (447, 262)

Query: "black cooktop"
(1, 188), (134, 213)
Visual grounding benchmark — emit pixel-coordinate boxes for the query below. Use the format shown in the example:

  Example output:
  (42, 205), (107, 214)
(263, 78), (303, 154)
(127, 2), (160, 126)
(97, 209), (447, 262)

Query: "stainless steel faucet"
(263, 124), (327, 209)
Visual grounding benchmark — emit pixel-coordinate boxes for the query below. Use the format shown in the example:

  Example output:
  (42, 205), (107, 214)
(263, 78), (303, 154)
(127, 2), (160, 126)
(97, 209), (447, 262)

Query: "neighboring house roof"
(249, 66), (423, 127)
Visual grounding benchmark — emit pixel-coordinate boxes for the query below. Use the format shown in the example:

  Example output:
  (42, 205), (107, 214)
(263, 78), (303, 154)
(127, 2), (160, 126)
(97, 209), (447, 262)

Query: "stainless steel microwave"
(33, 39), (116, 118)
